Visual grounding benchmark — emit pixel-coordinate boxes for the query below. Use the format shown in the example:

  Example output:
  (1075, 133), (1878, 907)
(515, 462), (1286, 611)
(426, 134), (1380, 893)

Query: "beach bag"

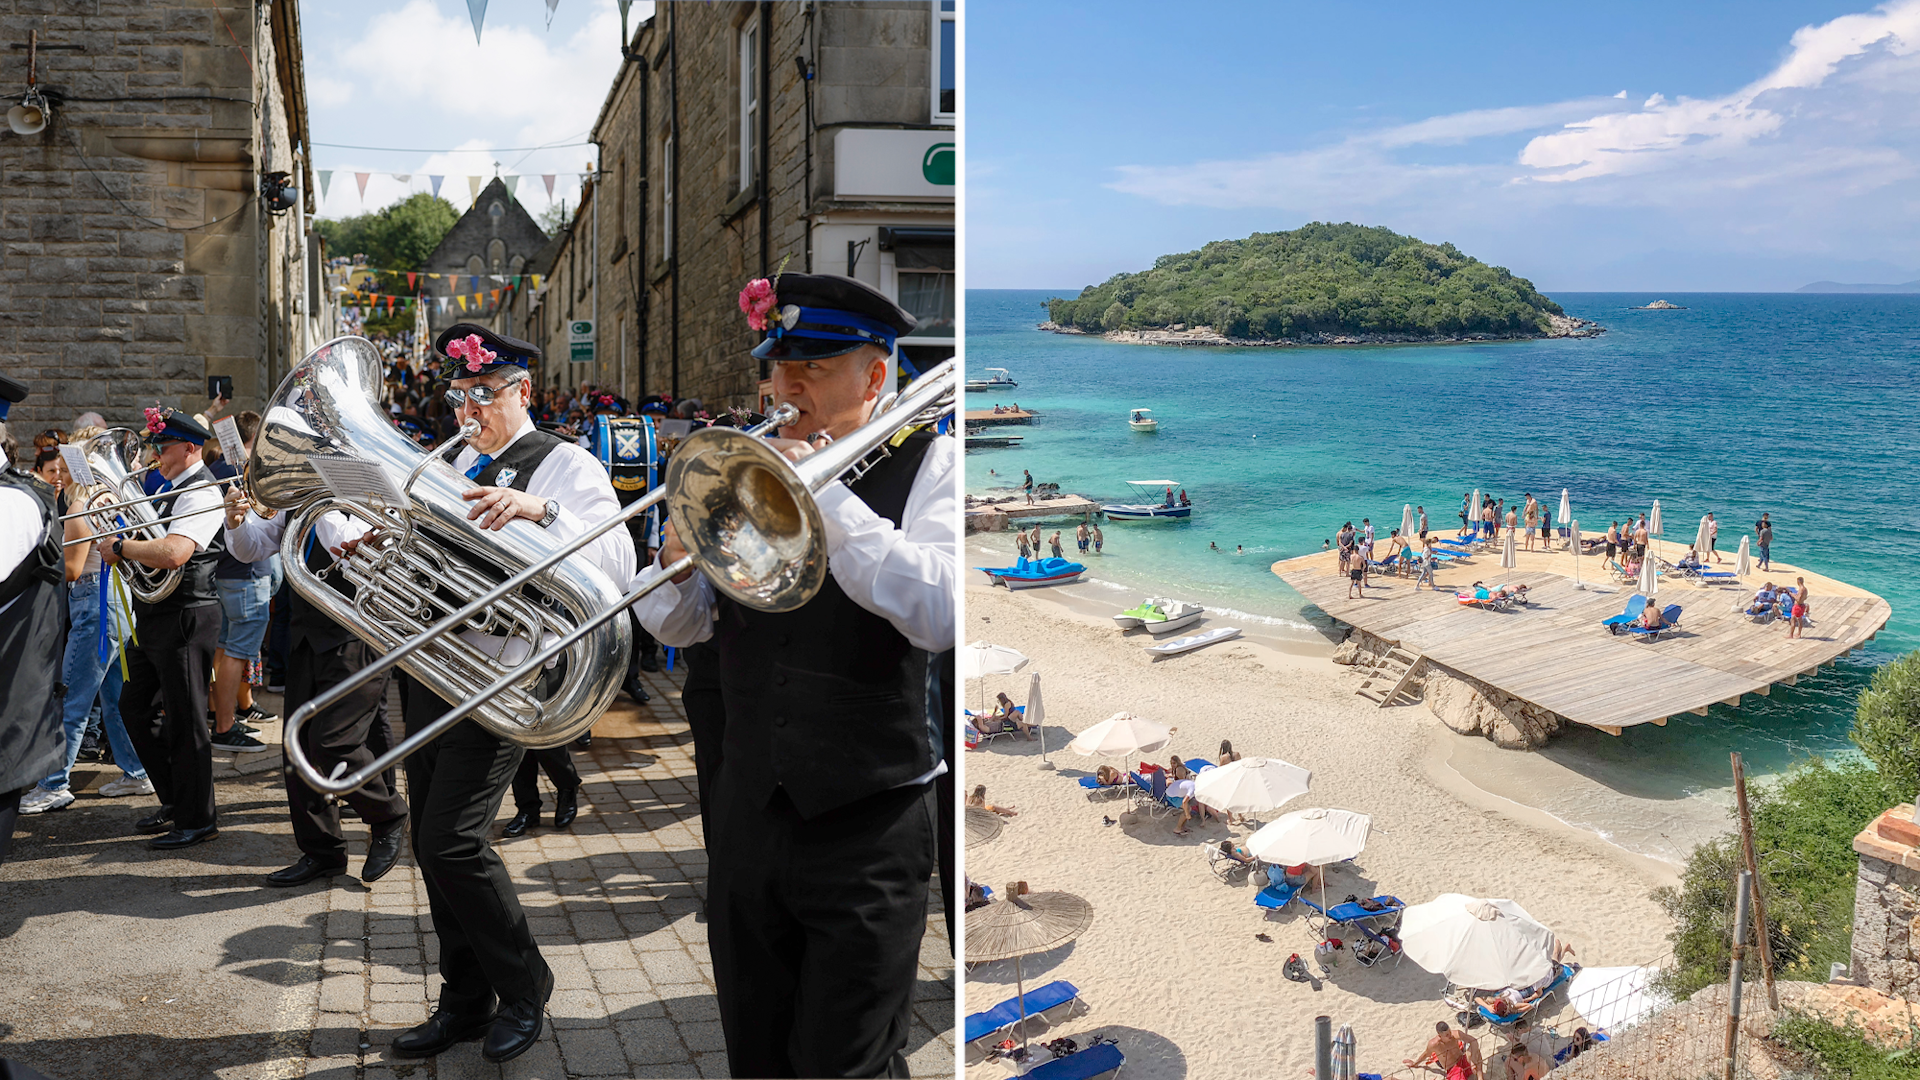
(1282, 954), (1313, 983)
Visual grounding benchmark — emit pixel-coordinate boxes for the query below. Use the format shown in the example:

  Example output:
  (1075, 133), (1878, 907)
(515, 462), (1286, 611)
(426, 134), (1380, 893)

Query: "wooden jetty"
(1274, 541), (1889, 734)
(964, 408), (1035, 426)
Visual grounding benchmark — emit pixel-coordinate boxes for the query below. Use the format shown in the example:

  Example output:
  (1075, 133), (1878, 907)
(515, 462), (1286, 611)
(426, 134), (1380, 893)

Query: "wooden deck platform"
(964, 408), (1035, 426)
(1273, 542), (1889, 733)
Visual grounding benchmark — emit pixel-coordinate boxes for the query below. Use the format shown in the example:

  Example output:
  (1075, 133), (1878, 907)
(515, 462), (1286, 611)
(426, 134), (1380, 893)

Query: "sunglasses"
(443, 376), (525, 409)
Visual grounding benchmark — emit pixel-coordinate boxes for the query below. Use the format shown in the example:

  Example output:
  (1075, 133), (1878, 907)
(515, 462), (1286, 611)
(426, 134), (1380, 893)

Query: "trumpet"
(282, 352), (955, 799)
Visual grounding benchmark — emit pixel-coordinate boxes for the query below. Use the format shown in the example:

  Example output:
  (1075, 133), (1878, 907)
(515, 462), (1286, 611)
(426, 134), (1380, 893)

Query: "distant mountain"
(1797, 280), (1920, 293)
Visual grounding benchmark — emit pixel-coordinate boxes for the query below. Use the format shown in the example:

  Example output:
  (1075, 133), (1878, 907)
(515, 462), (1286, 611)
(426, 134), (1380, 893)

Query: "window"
(488, 239), (506, 275)
(660, 134), (674, 258)
(467, 254), (485, 276)
(898, 271), (954, 339)
(739, 22), (759, 190)
(933, 1), (956, 122)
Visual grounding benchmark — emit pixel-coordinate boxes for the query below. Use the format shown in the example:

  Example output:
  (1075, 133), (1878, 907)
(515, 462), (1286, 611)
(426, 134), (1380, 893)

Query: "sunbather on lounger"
(968, 785), (1017, 817)
(987, 692), (1037, 738)
(1640, 605), (1666, 631)
(1216, 839), (1256, 868)
(1492, 583), (1529, 604)
(1745, 583), (1778, 616)
(1093, 765), (1129, 787)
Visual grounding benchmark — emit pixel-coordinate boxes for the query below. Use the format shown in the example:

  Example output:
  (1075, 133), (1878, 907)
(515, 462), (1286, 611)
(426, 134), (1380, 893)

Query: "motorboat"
(965, 367), (1018, 391)
(1146, 626), (1241, 657)
(974, 556), (1085, 590)
(1128, 408), (1158, 432)
(1101, 479), (1192, 521)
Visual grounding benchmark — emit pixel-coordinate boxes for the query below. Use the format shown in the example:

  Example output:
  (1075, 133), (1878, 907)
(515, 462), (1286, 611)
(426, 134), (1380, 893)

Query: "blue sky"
(967, 1), (1920, 291)
(301, 0), (650, 223)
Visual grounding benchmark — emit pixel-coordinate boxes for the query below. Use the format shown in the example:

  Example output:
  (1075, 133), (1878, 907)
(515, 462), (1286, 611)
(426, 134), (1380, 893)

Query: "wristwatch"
(112, 537), (125, 559)
(538, 498), (561, 529)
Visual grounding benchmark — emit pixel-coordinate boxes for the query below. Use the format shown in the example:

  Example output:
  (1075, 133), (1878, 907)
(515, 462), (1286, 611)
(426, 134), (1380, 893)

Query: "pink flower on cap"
(444, 333), (496, 372)
(143, 406), (168, 435)
(739, 278), (777, 331)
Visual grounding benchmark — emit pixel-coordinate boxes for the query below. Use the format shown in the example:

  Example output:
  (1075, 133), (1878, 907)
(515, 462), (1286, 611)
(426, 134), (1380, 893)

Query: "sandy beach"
(962, 579), (1677, 1080)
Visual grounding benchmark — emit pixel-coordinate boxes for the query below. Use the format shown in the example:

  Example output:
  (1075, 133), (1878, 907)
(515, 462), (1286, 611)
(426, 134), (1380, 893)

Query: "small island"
(1041, 222), (1602, 347)
(1633, 299), (1687, 310)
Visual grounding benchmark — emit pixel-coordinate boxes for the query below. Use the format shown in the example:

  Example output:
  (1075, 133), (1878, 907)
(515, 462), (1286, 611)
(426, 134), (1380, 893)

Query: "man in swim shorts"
(1408, 1021), (1480, 1080)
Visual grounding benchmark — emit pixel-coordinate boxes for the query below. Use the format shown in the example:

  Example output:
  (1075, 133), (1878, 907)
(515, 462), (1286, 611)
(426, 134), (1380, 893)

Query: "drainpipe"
(669, 3), (680, 398)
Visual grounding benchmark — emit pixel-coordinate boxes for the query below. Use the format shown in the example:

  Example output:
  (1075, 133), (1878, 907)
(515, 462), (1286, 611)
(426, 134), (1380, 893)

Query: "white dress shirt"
(633, 433), (956, 653)
(448, 417), (636, 593)
(156, 460), (227, 554)
(0, 485), (43, 617)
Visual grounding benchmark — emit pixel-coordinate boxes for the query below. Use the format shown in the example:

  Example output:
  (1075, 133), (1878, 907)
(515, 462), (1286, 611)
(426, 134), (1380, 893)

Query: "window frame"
(931, 1), (956, 124)
(661, 133), (675, 259)
(739, 21), (760, 191)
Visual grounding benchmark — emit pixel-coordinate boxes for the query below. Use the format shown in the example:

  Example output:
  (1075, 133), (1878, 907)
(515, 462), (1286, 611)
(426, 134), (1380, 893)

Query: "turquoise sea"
(964, 288), (1919, 856)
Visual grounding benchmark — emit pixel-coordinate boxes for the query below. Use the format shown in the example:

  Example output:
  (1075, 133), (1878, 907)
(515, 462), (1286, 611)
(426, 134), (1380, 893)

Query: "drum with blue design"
(589, 415), (661, 550)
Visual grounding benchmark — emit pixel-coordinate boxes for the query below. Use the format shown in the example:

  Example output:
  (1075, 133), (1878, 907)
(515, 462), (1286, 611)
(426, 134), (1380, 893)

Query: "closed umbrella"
(1333, 1023), (1357, 1080)
(1399, 893), (1556, 989)
(966, 807), (1004, 848)
(1400, 503), (1415, 541)
(1693, 515), (1712, 560)
(1066, 712), (1174, 775)
(1638, 552), (1659, 598)
(961, 640), (1030, 712)
(1469, 489), (1482, 536)
(1648, 500), (1664, 562)
(1735, 534), (1752, 577)
(1191, 757), (1312, 816)
(1026, 671), (1051, 768)
(1569, 519), (1583, 587)
(1501, 527), (1517, 569)
(1557, 489), (1572, 547)
(966, 886), (1095, 1052)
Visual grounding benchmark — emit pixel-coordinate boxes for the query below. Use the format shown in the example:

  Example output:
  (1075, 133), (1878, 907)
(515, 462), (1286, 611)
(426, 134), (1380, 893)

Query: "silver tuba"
(247, 335), (632, 745)
(74, 428), (184, 603)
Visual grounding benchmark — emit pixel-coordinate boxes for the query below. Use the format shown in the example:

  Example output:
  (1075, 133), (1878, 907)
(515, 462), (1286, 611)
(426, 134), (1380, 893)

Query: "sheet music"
(58, 445), (96, 486)
(307, 455), (406, 510)
(214, 416), (247, 469)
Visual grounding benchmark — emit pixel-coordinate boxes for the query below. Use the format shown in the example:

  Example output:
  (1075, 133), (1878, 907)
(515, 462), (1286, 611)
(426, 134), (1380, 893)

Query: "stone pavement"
(0, 664), (955, 1079)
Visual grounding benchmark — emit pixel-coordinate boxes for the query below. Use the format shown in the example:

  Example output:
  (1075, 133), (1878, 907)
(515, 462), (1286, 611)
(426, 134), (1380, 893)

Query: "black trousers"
(510, 746), (579, 813)
(122, 603), (219, 830)
(285, 638), (407, 862)
(0, 787), (20, 867)
(398, 673), (549, 1009)
(680, 640), (724, 837)
(708, 780), (935, 1078)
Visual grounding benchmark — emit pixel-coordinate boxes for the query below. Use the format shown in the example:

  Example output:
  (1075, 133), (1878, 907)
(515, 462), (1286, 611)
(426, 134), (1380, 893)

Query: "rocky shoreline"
(1038, 311), (1604, 347)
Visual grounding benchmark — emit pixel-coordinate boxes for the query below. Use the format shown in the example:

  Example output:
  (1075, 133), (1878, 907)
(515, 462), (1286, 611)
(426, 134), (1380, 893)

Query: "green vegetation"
(1044, 222), (1564, 340)
(1656, 654), (1920, 998)
(1770, 1011), (1920, 1079)
(314, 193), (461, 276)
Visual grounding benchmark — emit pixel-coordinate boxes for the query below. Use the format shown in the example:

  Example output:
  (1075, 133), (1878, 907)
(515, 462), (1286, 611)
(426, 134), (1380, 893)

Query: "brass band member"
(0, 373), (69, 865)
(222, 481), (409, 887)
(107, 408), (229, 849)
(636, 274), (956, 1078)
(386, 324), (635, 1064)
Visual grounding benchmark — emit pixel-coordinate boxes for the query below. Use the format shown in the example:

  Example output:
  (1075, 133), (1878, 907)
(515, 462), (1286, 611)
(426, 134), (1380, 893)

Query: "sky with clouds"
(968, 0), (1920, 291)
(302, 0), (651, 224)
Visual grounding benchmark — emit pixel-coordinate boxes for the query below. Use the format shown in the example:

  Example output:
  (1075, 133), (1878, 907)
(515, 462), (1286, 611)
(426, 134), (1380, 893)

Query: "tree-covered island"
(1044, 222), (1602, 345)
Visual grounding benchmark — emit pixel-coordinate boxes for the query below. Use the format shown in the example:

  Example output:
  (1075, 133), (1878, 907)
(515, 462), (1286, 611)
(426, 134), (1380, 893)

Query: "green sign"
(922, 143), (955, 186)
(569, 319), (594, 364)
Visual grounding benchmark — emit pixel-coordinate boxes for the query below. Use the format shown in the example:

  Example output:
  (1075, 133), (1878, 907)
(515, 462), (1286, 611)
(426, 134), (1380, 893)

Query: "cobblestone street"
(0, 665), (954, 1079)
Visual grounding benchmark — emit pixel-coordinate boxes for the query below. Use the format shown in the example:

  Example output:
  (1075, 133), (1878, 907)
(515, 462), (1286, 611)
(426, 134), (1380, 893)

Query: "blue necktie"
(466, 454), (493, 481)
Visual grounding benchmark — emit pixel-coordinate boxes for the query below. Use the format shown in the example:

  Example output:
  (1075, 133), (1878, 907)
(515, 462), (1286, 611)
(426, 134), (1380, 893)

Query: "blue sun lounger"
(1625, 605), (1682, 641)
(1254, 879), (1301, 912)
(1476, 963), (1577, 1028)
(1602, 594), (1647, 632)
(1553, 1029), (1611, 1064)
(1025, 1041), (1124, 1080)
(963, 979), (1082, 1048)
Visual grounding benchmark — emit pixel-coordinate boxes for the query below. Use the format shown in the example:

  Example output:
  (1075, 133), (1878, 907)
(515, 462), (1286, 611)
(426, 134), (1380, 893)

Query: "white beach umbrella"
(961, 640), (1031, 712)
(1469, 489), (1482, 534)
(1693, 515), (1712, 559)
(1638, 552), (1660, 598)
(1735, 534), (1752, 577)
(1191, 757), (1312, 816)
(1333, 1024), (1357, 1080)
(1247, 807), (1372, 866)
(1649, 499), (1664, 561)
(1501, 527), (1518, 569)
(1558, 489), (1572, 535)
(1399, 893), (1557, 989)
(1027, 671), (1050, 767)
(1568, 519), (1583, 587)
(1400, 503), (1415, 540)
(1067, 712), (1173, 774)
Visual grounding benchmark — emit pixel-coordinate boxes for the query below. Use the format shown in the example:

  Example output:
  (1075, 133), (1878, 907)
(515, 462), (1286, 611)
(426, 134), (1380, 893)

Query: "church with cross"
(421, 176), (553, 333)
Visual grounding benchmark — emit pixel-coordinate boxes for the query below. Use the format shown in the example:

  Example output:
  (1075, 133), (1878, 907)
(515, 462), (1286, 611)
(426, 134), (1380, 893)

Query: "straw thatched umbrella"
(1735, 534), (1753, 577)
(966, 807), (1005, 849)
(966, 886), (1095, 1052)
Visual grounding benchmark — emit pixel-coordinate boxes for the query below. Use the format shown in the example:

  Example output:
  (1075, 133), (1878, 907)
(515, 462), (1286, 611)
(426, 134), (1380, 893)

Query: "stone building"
(420, 176), (550, 334)
(0, 0), (327, 438)
(500, 0), (957, 407)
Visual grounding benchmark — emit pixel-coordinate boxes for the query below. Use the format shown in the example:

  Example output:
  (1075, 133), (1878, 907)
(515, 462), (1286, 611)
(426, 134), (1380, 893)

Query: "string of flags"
(318, 170), (576, 206)
(336, 286), (527, 317)
(342, 269), (546, 290)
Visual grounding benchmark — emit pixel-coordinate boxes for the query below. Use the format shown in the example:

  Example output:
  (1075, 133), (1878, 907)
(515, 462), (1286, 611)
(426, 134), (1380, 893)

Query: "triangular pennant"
(393, 173), (412, 184)
(532, 274), (543, 290)
(545, 0), (561, 28)
(318, 170), (332, 198)
(355, 172), (370, 202)
(466, 0), (488, 44)
(504, 175), (519, 196)
(491, 289), (500, 303)
(542, 174), (556, 198)
(470, 275), (479, 291)
(429, 175), (444, 197)
(458, 294), (469, 312)
(468, 176), (481, 202)
(407, 272), (417, 290)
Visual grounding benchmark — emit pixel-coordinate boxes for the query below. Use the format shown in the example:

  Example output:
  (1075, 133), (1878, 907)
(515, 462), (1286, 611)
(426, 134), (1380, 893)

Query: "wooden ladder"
(1355, 646), (1424, 707)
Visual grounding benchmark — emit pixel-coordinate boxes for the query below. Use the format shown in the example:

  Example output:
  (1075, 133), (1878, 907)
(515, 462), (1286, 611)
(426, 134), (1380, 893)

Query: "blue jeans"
(43, 574), (146, 791)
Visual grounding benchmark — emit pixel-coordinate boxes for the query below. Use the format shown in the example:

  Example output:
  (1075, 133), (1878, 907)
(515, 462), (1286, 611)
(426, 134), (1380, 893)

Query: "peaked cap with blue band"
(750, 273), (917, 362)
(0, 371), (26, 423)
(435, 322), (541, 379)
(145, 410), (213, 446)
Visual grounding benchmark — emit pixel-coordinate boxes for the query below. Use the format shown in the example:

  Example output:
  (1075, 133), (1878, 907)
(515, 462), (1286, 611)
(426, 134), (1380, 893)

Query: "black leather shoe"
(551, 786), (578, 830)
(150, 824), (219, 850)
(639, 652), (660, 672)
(574, 731), (594, 748)
(501, 808), (536, 838)
(623, 674), (650, 703)
(481, 972), (553, 1063)
(362, 818), (406, 883)
(265, 854), (349, 887)
(134, 808), (174, 834)
(390, 1001), (497, 1059)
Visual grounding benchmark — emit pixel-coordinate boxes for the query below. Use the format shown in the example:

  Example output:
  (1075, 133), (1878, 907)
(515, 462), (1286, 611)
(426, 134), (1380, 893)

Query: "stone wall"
(1, 0), (314, 442)
(1851, 805), (1920, 1000)
(1329, 628), (1569, 749)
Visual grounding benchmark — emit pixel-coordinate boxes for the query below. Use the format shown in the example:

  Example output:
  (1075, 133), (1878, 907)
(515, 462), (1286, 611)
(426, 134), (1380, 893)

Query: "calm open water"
(964, 288), (1920, 851)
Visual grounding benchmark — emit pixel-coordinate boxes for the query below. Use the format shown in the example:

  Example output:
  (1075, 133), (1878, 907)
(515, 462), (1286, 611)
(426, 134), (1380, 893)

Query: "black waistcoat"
(712, 429), (941, 820)
(0, 469), (70, 793)
(441, 427), (565, 492)
(289, 526), (357, 655)
(135, 469), (225, 618)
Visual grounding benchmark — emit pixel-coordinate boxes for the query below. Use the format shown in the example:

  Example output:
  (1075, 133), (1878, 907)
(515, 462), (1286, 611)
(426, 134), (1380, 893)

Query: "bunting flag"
(504, 175), (519, 197)
(470, 275), (479, 291)
(394, 173), (411, 183)
(531, 274), (543, 290)
(355, 172), (370, 202)
(318, 170), (332, 198)
(407, 272), (417, 290)
(457, 295), (469, 312)
(545, 0), (561, 27)
(466, 0), (488, 44)
(542, 174), (556, 198)
(429, 175), (444, 197)
(468, 176), (482, 201)
(490, 288), (501, 304)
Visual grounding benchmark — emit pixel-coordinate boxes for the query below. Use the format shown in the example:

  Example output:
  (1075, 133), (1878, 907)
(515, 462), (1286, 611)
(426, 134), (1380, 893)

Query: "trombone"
(61, 475), (245, 546)
(283, 357), (954, 799)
